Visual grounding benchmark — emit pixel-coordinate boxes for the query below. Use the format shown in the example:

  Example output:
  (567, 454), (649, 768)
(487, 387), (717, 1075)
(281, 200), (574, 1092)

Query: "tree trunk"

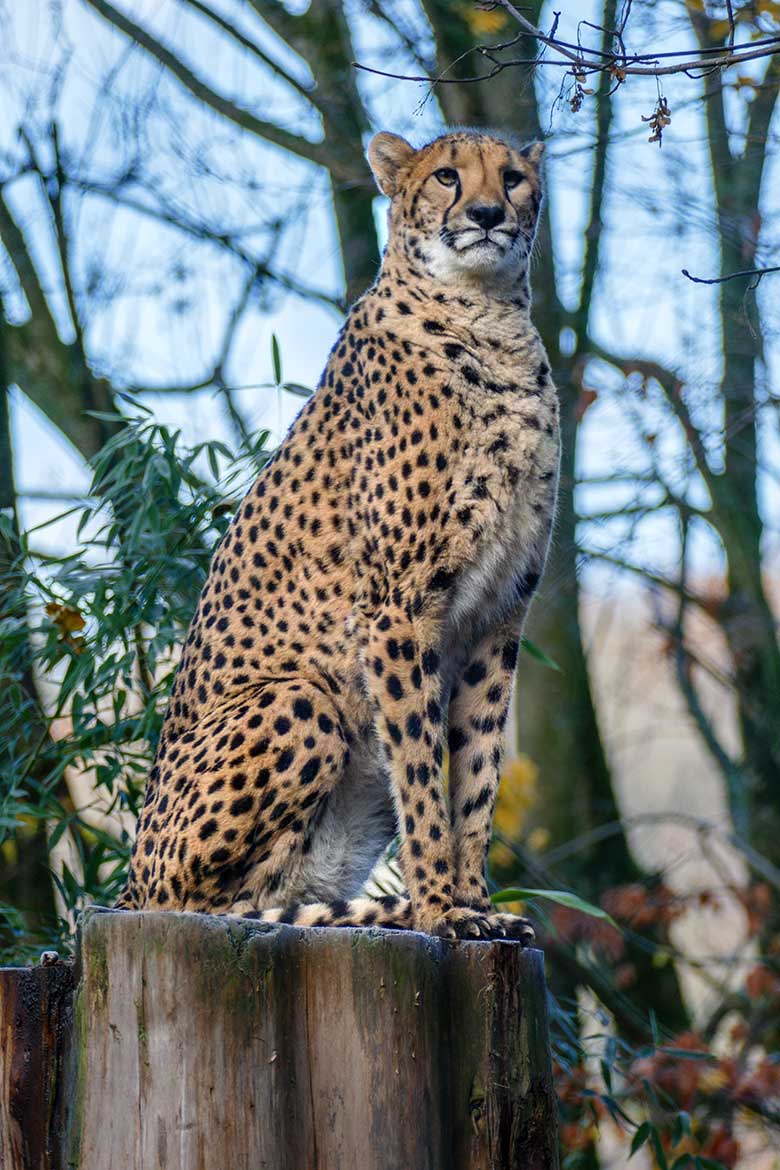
(289, 0), (381, 304)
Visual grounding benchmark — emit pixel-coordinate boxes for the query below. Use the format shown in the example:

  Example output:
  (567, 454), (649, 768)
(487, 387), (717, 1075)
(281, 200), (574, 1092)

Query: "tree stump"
(2, 908), (559, 1169)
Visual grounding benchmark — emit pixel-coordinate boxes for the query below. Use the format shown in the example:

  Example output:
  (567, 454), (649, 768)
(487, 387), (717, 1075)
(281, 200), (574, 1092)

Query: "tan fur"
(117, 129), (559, 941)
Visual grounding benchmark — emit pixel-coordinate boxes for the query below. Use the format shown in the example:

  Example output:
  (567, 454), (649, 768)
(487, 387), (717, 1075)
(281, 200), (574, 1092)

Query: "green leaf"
(83, 409), (127, 423)
(207, 444), (220, 482)
(674, 1112), (692, 1139)
(0, 509), (15, 542)
(520, 636), (561, 672)
(629, 1122), (651, 1157)
(671, 1156), (694, 1169)
(649, 1010), (660, 1047)
(271, 333), (282, 384)
(47, 815), (74, 853)
(490, 887), (618, 927)
(650, 1128), (669, 1170)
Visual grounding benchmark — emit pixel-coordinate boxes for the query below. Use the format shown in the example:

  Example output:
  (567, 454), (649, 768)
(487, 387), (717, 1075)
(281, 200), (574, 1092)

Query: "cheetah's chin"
(425, 238), (524, 284)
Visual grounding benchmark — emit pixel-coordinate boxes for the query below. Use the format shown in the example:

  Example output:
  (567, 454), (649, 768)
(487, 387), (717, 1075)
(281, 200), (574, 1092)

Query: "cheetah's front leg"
(448, 618), (534, 944)
(364, 608), (494, 940)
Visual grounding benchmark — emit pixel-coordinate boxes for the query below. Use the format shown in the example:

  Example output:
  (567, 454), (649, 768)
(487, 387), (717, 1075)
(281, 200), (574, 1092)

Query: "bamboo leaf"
(630, 1122), (651, 1156)
(491, 887), (617, 927)
(271, 333), (282, 384)
(520, 636), (561, 672)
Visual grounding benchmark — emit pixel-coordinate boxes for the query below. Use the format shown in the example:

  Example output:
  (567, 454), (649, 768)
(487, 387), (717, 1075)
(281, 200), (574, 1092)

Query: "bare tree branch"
(0, 182), (117, 456)
(683, 265), (780, 285)
(244, 0), (302, 47)
(493, 0), (780, 77)
(584, 550), (716, 615)
(212, 266), (258, 447)
(179, 0), (320, 109)
(67, 176), (345, 312)
(81, 0), (340, 175)
(585, 341), (719, 498)
(354, 5), (780, 85)
(665, 513), (746, 818)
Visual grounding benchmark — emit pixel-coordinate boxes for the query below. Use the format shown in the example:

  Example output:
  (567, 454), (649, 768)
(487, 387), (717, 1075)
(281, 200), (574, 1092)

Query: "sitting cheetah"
(117, 128), (560, 941)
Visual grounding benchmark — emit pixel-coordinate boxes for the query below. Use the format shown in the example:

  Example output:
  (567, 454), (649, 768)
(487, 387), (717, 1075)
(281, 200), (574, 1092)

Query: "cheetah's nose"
(465, 204), (505, 229)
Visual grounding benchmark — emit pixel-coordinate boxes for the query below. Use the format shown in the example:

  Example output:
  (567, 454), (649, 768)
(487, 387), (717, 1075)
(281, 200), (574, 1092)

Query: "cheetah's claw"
(486, 912), (535, 945)
(424, 905), (534, 942)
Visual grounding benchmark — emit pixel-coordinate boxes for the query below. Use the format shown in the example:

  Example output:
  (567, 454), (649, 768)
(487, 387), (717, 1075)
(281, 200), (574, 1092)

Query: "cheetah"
(117, 128), (560, 941)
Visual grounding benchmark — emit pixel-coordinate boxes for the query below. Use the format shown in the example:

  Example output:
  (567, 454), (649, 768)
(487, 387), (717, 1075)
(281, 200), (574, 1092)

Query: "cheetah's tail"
(230, 894), (413, 930)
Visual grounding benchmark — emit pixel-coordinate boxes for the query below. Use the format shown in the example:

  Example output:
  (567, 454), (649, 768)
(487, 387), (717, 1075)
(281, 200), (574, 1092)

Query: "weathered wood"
(2, 909), (559, 1169)
(71, 909), (558, 1170)
(0, 961), (74, 1170)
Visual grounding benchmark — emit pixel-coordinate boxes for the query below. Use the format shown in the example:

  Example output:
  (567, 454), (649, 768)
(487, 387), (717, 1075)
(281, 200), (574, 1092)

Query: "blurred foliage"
(489, 855), (780, 1169)
(0, 403), (271, 961)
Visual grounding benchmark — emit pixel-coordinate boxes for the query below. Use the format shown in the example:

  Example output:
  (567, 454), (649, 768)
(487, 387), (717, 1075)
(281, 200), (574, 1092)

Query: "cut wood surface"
(2, 908), (560, 1170)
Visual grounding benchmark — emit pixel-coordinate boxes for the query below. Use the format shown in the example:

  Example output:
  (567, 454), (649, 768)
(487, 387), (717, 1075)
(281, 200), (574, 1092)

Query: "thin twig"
(682, 265), (780, 285)
(725, 0), (736, 50)
(353, 17), (780, 85)
(663, 514), (746, 822)
(494, 0), (780, 77)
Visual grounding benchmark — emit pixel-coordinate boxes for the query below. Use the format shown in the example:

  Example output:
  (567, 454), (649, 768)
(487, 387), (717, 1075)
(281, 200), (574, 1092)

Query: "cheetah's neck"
(361, 257), (537, 359)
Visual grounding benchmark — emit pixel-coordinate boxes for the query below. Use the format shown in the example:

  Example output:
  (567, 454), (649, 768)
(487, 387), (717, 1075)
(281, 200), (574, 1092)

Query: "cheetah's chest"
(450, 481), (542, 635)
(446, 397), (558, 651)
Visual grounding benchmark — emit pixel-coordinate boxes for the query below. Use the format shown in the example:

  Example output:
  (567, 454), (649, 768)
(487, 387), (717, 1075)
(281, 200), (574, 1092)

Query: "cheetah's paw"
(484, 911), (535, 945)
(425, 905), (496, 940)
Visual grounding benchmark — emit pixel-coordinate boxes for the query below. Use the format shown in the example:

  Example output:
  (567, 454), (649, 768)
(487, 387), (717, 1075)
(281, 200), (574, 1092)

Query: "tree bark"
(0, 961), (74, 1170)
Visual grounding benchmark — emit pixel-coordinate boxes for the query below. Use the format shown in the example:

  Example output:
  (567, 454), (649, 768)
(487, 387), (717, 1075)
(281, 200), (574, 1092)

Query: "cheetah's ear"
(367, 132), (416, 197)
(520, 141), (545, 169)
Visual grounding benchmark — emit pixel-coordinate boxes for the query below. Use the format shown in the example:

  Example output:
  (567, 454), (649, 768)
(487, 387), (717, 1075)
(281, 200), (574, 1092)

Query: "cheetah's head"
(368, 129), (544, 287)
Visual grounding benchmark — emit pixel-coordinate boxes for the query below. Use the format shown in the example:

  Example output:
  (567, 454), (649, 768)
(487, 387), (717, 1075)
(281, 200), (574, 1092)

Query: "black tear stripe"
(442, 181), (462, 230)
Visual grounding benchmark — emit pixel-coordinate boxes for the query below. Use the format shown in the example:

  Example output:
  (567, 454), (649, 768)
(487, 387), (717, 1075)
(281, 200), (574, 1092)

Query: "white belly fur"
(285, 735), (395, 903)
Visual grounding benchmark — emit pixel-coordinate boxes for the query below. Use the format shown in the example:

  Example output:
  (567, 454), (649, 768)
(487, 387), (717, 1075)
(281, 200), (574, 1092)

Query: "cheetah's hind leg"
(229, 894), (413, 930)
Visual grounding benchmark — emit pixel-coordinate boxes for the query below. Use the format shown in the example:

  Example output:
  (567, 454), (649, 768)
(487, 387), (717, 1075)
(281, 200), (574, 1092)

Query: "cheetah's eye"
(434, 167), (459, 187)
(504, 170), (525, 191)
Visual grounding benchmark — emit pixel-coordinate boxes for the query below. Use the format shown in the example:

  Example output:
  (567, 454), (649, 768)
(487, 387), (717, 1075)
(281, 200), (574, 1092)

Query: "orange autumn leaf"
(575, 388), (598, 421)
(744, 963), (780, 999)
(45, 602), (86, 635)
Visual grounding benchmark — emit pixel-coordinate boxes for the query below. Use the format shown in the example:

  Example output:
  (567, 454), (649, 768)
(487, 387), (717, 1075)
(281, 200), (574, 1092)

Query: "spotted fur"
(117, 129), (560, 942)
